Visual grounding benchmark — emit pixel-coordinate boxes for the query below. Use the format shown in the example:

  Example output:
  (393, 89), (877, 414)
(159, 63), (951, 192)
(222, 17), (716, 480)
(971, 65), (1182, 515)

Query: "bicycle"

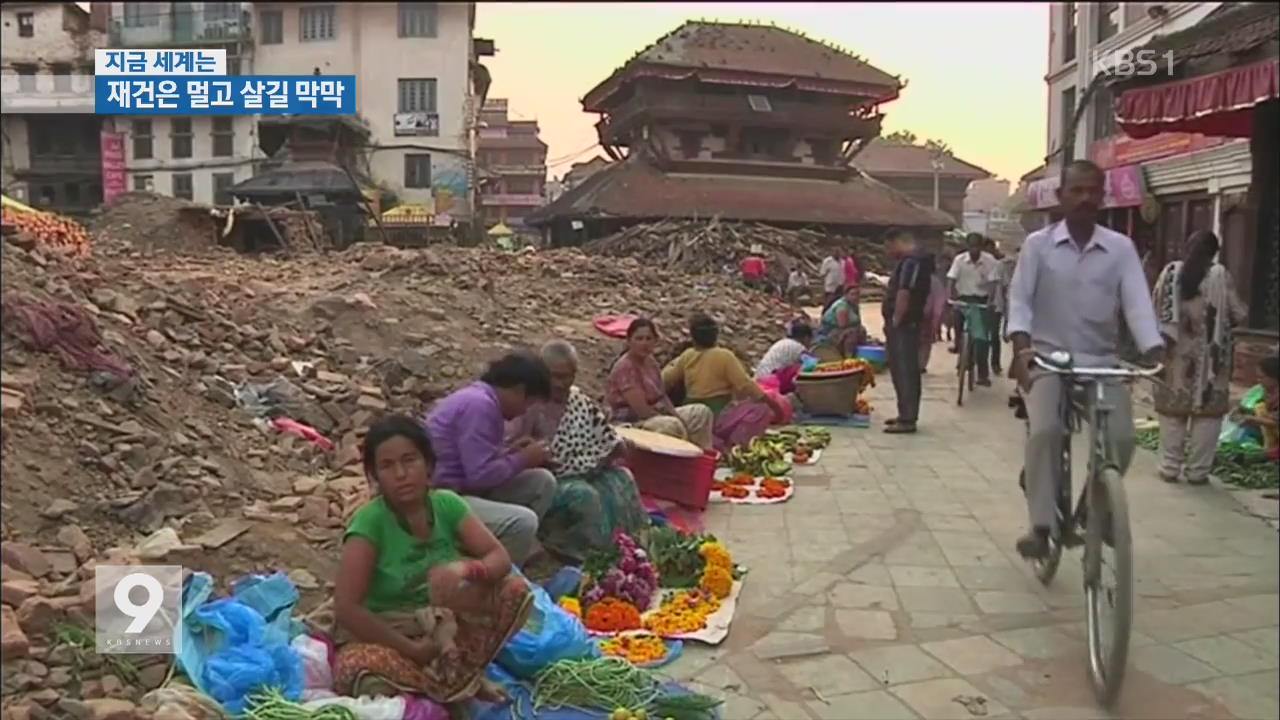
(948, 300), (989, 406)
(1014, 351), (1163, 707)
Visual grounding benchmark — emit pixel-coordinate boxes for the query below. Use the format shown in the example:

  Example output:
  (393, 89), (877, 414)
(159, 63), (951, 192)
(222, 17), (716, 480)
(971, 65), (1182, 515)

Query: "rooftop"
(583, 21), (903, 111)
(528, 157), (953, 229)
(853, 139), (993, 180)
(1109, 2), (1279, 85)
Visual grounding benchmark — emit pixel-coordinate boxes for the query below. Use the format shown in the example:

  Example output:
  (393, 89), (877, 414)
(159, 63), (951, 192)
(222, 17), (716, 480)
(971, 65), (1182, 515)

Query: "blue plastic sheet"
(175, 572), (303, 713)
(496, 576), (597, 680)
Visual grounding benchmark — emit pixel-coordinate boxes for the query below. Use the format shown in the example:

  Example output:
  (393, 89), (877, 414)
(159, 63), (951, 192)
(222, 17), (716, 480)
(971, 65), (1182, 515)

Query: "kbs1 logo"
(1104, 49), (1176, 78)
(94, 565), (183, 654)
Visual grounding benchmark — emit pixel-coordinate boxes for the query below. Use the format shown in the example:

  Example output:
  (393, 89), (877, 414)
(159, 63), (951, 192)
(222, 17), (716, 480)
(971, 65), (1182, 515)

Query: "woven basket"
(809, 342), (844, 364)
(795, 370), (864, 416)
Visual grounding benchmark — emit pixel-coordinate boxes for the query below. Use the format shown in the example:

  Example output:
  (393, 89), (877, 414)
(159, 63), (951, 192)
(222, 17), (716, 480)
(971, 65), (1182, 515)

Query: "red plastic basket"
(624, 446), (719, 511)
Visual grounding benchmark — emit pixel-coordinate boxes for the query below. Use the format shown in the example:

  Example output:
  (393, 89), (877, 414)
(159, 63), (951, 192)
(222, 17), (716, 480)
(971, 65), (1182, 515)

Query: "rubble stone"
(1, 606), (30, 659)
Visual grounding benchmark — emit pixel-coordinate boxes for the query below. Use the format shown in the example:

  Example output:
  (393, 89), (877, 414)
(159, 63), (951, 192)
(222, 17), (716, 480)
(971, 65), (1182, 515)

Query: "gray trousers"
(887, 324), (922, 424)
(1023, 373), (1135, 531)
(463, 467), (556, 565)
(1157, 413), (1222, 483)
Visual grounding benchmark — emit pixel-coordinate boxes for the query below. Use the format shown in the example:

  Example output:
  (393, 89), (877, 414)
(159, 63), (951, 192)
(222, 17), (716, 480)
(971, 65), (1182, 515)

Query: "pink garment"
(759, 365), (801, 395)
(272, 418), (335, 452)
(711, 401), (774, 453)
(843, 257), (859, 286)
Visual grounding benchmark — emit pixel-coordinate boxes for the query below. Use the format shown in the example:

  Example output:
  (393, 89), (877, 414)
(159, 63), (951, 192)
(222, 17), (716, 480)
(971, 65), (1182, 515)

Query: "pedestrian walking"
(882, 229), (935, 434)
(985, 237), (1015, 376)
(819, 251), (845, 311)
(1152, 230), (1248, 484)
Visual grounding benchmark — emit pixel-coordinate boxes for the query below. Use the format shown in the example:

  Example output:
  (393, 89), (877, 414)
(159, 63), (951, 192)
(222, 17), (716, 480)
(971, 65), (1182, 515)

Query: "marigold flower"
(559, 597), (581, 618)
(699, 541), (733, 571)
(700, 565), (733, 599)
(584, 598), (642, 633)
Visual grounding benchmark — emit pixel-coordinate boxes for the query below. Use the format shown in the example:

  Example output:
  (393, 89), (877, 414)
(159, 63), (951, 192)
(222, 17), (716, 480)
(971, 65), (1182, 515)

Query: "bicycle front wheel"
(1084, 466), (1133, 707)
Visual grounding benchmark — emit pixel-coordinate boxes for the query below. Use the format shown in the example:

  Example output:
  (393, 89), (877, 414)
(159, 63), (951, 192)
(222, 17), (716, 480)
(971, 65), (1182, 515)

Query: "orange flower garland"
(583, 598), (642, 633)
(699, 565), (733, 599)
(643, 589), (721, 636)
(599, 633), (668, 664)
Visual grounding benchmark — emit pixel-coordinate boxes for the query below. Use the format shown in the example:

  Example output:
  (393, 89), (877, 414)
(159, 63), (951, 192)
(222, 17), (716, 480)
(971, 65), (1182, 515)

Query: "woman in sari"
(1152, 230), (1248, 484)
(328, 414), (531, 704)
(818, 285), (866, 358)
(663, 313), (788, 451)
(509, 340), (650, 563)
(605, 318), (716, 450)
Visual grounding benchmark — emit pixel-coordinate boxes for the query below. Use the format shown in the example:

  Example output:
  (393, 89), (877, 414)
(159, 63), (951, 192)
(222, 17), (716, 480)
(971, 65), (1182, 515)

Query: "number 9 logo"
(114, 572), (164, 634)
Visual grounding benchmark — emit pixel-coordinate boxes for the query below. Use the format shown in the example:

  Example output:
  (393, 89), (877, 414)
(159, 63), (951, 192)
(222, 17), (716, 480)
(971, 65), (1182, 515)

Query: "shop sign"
(100, 131), (127, 205)
(1091, 132), (1227, 168)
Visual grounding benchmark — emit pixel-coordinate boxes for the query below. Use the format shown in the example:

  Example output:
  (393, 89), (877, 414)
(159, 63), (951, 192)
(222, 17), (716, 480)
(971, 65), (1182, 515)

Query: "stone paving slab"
(673, 324), (1279, 718)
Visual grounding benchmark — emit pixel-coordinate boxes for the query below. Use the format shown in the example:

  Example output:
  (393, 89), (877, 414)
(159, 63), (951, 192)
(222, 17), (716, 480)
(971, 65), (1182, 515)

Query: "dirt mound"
(89, 192), (218, 253)
(583, 218), (891, 292)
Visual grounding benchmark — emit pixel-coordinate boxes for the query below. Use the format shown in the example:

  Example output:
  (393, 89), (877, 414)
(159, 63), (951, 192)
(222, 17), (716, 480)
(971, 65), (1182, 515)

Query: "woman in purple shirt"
(425, 351), (557, 565)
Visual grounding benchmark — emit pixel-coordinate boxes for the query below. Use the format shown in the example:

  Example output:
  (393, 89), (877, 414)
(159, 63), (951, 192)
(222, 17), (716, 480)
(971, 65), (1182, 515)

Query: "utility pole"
(931, 155), (944, 210)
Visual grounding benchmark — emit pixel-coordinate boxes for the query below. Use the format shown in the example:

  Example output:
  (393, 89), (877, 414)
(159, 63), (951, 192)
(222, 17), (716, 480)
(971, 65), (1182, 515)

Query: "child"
(1242, 355), (1279, 459)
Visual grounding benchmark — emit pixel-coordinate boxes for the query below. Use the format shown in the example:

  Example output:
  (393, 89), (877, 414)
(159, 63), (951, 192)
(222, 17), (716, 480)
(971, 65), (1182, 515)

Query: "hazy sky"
(476, 2), (1049, 183)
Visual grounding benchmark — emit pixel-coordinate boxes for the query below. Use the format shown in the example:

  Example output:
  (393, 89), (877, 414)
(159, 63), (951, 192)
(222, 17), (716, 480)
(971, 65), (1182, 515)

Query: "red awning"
(1116, 58), (1279, 139)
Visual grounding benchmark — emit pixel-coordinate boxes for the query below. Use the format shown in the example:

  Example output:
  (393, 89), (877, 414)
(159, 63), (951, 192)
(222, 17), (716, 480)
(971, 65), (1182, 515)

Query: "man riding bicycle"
(947, 232), (1000, 386)
(1006, 160), (1165, 560)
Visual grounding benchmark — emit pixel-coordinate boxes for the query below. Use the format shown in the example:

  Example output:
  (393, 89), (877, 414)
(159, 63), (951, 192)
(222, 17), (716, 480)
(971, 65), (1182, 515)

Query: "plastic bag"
(291, 634), (332, 692)
(496, 577), (596, 679)
(192, 598), (303, 713)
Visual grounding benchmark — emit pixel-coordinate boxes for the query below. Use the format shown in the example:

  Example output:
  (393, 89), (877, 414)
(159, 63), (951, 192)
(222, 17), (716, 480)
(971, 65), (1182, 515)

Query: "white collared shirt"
(947, 251), (999, 297)
(1007, 221), (1162, 366)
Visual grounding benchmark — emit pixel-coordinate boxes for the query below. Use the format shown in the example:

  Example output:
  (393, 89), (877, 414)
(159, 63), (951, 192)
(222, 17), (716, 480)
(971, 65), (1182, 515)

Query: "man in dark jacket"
(882, 230), (935, 434)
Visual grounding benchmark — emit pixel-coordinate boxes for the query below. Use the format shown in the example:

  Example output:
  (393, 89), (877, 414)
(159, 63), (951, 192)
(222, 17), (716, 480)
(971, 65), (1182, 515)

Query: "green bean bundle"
(243, 688), (360, 720)
(531, 657), (665, 713)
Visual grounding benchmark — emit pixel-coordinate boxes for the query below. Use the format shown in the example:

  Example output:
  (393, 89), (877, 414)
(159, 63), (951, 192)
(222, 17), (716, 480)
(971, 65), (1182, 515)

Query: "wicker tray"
(794, 370), (864, 416)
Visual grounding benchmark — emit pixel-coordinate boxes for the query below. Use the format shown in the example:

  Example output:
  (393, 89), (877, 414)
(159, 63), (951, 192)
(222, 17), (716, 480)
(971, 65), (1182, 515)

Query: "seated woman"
(818, 285), (866, 358)
(755, 320), (814, 395)
(605, 318), (716, 450)
(663, 313), (788, 451)
(329, 414), (532, 704)
(507, 340), (650, 563)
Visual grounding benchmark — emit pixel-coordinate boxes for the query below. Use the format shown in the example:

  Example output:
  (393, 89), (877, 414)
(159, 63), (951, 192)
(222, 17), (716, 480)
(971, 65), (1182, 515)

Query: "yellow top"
(662, 347), (763, 403)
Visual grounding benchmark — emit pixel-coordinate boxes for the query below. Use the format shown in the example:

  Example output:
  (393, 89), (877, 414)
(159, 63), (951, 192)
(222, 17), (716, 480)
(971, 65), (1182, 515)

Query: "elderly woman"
(508, 340), (649, 562)
(328, 414), (531, 703)
(606, 318), (716, 450)
(663, 313), (787, 451)
(1152, 230), (1248, 484)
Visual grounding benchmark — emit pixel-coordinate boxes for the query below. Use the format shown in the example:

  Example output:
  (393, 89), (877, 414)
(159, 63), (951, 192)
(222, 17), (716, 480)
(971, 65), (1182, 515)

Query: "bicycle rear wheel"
(1084, 466), (1133, 707)
(956, 335), (970, 406)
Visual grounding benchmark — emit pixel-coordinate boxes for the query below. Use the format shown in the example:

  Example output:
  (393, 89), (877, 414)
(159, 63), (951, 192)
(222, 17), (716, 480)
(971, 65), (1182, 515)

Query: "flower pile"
(582, 531), (658, 612)
(558, 597), (581, 618)
(643, 589), (722, 636)
(584, 598), (643, 633)
(599, 634), (668, 664)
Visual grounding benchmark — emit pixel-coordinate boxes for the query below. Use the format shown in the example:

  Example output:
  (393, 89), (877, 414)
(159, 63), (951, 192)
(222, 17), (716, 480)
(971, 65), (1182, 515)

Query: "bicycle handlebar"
(1033, 355), (1163, 379)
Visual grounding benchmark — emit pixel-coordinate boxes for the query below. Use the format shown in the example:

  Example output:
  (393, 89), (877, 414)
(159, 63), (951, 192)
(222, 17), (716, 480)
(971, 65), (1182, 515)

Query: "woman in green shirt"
(327, 414), (533, 703)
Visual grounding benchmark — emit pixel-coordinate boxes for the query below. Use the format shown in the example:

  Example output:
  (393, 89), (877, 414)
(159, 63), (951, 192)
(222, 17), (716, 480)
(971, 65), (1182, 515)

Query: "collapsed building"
(528, 21), (955, 247)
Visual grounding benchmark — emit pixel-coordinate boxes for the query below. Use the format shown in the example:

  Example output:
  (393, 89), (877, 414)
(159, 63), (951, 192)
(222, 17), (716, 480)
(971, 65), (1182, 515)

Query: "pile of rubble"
(0, 228), (799, 711)
(583, 218), (891, 291)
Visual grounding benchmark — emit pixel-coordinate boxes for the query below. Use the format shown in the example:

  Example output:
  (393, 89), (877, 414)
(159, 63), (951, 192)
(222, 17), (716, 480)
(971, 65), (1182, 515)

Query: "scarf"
(550, 386), (624, 476)
(1155, 261), (1233, 408)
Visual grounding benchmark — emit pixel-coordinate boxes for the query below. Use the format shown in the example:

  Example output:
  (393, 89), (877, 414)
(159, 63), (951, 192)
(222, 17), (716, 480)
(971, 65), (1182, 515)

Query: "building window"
(172, 173), (194, 200)
(133, 174), (154, 192)
(52, 64), (72, 92)
(1096, 2), (1119, 43)
(203, 2), (237, 21)
(300, 6), (336, 42)
(17, 12), (34, 37)
(404, 154), (432, 188)
(1060, 86), (1077, 155)
(132, 119), (154, 160)
(213, 172), (235, 205)
(506, 177), (535, 195)
(259, 9), (283, 44)
(397, 78), (438, 113)
(171, 117), (193, 159)
(211, 117), (234, 157)
(15, 64), (37, 92)
(1091, 85), (1116, 142)
(1062, 2), (1078, 63)
(1124, 2), (1148, 27)
(123, 2), (160, 28)
(398, 3), (437, 38)
(677, 131), (703, 159)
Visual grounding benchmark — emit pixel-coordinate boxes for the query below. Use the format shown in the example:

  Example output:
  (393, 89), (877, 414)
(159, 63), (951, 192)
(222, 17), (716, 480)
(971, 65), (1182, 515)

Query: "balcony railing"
(481, 194), (543, 207)
(488, 164), (546, 175)
(110, 7), (249, 47)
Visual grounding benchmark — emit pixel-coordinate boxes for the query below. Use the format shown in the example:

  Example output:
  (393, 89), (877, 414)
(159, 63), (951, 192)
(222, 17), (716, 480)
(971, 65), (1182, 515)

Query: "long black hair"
(1178, 230), (1220, 302)
(362, 413), (436, 483)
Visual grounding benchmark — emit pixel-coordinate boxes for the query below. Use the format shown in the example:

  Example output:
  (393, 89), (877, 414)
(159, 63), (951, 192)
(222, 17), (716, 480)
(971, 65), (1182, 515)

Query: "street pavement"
(663, 313), (1280, 719)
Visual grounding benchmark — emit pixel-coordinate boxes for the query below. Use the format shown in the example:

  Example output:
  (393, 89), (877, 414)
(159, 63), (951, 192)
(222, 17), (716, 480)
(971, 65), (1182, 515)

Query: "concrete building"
(476, 98), (546, 229)
(107, 1), (258, 204)
(964, 178), (1011, 214)
(252, 2), (492, 224)
(0, 2), (107, 212)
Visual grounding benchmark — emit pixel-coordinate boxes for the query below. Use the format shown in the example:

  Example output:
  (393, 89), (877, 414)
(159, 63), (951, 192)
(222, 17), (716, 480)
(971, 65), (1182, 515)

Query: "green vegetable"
(532, 658), (664, 713)
(650, 692), (723, 720)
(1136, 428), (1276, 489)
(645, 527), (714, 589)
(243, 688), (359, 720)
